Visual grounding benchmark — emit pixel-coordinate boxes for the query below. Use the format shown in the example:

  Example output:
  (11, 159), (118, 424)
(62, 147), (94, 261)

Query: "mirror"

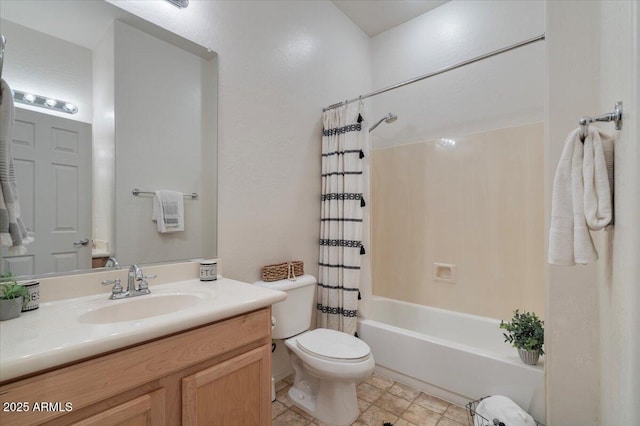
(0, 1), (218, 280)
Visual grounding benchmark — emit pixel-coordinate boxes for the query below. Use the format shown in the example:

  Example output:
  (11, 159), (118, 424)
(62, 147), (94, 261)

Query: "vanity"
(0, 264), (286, 426)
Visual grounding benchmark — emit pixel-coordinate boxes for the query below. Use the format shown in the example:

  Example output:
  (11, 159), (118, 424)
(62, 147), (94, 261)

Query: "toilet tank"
(254, 275), (316, 339)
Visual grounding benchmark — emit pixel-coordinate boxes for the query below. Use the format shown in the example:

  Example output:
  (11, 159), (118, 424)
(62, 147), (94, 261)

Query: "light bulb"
(24, 93), (36, 103)
(63, 103), (78, 113)
(45, 99), (57, 107)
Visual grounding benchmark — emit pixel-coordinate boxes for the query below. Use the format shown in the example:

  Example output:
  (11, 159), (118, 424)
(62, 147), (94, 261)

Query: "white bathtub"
(358, 296), (545, 422)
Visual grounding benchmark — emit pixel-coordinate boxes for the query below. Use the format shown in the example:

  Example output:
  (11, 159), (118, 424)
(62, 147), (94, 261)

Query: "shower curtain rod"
(322, 33), (546, 112)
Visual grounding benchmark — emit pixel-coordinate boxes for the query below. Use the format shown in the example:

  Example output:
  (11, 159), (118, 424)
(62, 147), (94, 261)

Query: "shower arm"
(369, 117), (386, 133)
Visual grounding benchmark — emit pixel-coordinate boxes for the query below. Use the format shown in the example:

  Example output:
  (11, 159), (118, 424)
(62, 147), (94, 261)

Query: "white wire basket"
(466, 396), (545, 426)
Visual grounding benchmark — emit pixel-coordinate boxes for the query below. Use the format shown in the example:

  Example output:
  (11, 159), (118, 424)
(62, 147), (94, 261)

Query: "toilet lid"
(297, 329), (371, 361)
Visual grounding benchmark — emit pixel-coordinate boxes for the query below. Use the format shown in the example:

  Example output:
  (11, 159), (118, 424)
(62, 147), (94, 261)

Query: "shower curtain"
(317, 104), (367, 335)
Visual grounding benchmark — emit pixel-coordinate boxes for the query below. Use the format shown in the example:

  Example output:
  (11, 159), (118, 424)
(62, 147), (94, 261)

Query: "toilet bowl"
(253, 275), (374, 425)
(285, 329), (375, 426)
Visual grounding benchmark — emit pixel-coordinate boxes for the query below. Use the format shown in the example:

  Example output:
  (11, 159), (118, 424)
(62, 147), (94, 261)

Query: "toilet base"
(287, 353), (361, 426)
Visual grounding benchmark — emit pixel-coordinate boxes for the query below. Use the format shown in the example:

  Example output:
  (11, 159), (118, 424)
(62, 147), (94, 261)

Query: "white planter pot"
(518, 348), (540, 365)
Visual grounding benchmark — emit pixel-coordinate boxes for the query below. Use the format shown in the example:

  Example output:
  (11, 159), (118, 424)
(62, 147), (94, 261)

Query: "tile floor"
(272, 372), (469, 426)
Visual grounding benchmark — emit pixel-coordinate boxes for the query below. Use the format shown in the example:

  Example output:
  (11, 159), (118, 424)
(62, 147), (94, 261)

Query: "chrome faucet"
(101, 264), (156, 300)
(105, 256), (120, 269)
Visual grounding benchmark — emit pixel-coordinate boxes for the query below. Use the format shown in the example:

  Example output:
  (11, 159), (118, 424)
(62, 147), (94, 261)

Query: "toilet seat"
(296, 329), (371, 363)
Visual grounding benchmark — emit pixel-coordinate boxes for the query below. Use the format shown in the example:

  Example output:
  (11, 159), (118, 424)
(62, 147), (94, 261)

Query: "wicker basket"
(261, 261), (304, 282)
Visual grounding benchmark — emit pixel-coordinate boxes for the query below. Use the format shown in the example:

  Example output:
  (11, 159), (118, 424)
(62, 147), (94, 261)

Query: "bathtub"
(358, 296), (545, 422)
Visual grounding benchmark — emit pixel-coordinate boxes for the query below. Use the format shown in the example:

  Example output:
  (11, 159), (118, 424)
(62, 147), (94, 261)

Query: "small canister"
(21, 281), (40, 312)
(200, 260), (217, 282)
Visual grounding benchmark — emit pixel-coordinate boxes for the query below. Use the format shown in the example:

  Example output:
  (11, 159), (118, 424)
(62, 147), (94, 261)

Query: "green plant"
(500, 310), (544, 354)
(0, 272), (30, 301)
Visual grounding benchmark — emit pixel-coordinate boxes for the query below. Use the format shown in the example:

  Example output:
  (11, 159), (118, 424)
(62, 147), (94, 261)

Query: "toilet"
(255, 275), (374, 426)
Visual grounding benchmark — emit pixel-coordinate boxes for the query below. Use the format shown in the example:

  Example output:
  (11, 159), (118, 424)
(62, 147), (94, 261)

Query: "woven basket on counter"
(261, 261), (304, 282)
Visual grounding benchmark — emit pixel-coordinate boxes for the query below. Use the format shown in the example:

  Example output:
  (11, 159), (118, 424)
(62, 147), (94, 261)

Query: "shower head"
(369, 113), (398, 133)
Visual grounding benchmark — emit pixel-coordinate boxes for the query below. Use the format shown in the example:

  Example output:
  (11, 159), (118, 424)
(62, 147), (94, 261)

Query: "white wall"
(0, 19), (93, 123)
(598, 2), (640, 424)
(545, 3), (601, 425)
(107, 0), (372, 283)
(113, 20), (214, 265)
(546, 2), (640, 424)
(92, 24), (115, 254)
(370, 0), (545, 149)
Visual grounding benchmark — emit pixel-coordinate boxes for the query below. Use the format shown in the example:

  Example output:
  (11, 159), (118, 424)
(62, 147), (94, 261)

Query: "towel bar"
(132, 188), (199, 199)
(579, 101), (623, 141)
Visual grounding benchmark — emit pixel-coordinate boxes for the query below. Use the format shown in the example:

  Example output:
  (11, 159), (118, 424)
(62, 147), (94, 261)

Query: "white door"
(0, 109), (92, 276)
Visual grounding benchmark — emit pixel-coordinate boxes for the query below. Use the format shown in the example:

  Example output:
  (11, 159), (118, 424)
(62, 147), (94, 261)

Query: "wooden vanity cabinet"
(0, 308), (272, 426)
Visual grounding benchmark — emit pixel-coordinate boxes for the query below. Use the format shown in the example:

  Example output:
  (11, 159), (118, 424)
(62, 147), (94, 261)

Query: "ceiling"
(331, 0), (450, 37)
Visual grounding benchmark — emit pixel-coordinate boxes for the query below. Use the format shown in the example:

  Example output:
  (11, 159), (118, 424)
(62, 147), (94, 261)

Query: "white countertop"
(0, 278), (286, 382)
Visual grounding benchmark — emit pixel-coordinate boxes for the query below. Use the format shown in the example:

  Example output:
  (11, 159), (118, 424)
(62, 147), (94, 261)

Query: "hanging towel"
(583, 128), (614, 230)
(549, 127), (613, 265)
(0, 79), (33, 254)
(152, 190), (184, 233)
(475, 396), (536, 426)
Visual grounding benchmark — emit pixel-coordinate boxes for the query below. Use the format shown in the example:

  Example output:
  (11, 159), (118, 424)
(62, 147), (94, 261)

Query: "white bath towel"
(583, 129), (614, 230)
(152, 190), (184, 233)
(0, 79), (33, 254)
(548, 127), (614, 265)
(475, 396), (536, 426)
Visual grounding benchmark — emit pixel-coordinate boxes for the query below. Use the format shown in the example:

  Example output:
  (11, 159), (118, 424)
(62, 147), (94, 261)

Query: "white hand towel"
(475, 396), (536, 426)
(152, 190), (184, 233)
(549, 127), (614, 265)
(583, 128), (613, 230)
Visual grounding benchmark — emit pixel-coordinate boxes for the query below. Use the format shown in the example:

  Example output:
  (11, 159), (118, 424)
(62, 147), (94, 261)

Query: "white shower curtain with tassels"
(317, 103), (367, 335)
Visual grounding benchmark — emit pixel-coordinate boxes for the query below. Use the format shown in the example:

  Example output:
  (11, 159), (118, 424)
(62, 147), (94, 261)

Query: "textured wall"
(597, 1), (640, 424)
(545, 2), (601, 425)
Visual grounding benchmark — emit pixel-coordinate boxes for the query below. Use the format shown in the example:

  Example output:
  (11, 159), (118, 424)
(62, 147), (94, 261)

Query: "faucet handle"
(101, 279), (124, 296)
(137, 274), (156, 292)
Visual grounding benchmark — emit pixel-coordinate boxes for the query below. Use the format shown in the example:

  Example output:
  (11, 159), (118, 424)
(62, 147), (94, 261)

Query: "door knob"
(74, 238), (90, 246)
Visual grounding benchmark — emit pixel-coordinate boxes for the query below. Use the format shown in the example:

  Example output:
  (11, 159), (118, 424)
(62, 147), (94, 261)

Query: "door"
(0, 108), (92, 275)
(182, 345), (271, 425)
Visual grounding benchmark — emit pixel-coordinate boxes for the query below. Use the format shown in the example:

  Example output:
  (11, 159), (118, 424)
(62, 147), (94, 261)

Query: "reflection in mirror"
(0, 1), (217, 280)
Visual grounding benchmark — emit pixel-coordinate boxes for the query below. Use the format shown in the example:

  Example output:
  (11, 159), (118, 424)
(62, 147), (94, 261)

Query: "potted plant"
(500, 310), (544, 365)
(0, 272), (30, 321)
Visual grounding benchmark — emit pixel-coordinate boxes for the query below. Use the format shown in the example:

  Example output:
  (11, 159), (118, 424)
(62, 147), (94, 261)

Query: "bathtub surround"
(365, 0), (546, 324)
(371, 123), (544, 320)
(317, 104), (368, 335)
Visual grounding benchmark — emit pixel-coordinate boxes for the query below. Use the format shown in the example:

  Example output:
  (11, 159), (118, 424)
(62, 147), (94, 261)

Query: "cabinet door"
(182, 345), (271, 426)
(72, 389), (165, 426)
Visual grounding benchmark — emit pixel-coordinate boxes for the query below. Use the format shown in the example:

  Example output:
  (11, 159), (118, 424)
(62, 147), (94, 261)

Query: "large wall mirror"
(0, 1), (218, 280)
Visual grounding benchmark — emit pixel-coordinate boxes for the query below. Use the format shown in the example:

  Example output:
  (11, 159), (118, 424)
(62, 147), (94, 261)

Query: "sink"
(78, 294), (204, 324)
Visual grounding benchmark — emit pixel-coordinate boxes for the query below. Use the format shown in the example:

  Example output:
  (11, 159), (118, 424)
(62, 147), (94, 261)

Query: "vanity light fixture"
(13, 90), (78, 115)
(165, 0), (189, 8)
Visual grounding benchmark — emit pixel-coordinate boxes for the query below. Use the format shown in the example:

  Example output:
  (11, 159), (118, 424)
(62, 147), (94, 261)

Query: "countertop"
(0, 278), (286, 382)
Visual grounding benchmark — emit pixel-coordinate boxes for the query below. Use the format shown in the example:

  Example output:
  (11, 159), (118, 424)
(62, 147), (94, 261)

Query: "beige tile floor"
(272, 372), (469, 426)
